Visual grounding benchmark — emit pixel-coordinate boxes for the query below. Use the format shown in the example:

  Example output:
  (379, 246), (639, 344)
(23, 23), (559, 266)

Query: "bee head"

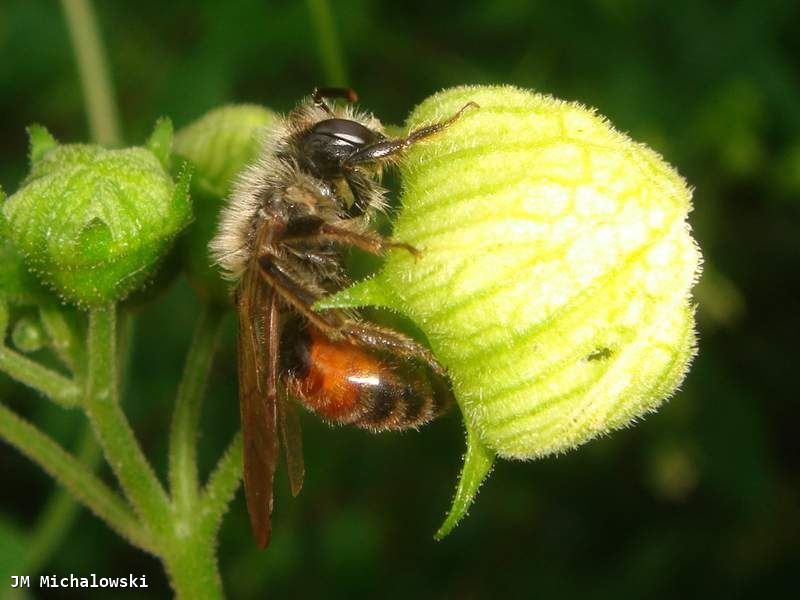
(299, 118), (385, 178)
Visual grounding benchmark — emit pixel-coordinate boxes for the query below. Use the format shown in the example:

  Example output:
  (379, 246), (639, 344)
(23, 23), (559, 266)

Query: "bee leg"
(342, 101), (479, 168)
(283, 214), (419, 257)
(258, 254), (447, 377)
(318, 224), (420, 257)
(257, 254), (345, 333)
(339, 321), (448, 378)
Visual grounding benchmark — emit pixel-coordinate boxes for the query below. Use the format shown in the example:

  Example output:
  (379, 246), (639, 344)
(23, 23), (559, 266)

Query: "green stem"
(0, 346), (81, 407)
(199, 432), (242, 539)
(168, 305), (224, 515)
(117, 310), (135, 396)
(0, 403), (153, 554)
(162, 538), (223, 600)
(304, 0), (348, 85)
(83, 305), (171, 543)
(60, 0), (122, 145)
(21, 425), (104, 573)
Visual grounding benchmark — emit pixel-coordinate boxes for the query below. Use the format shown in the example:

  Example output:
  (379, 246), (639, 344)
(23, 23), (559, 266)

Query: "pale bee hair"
(210, 97), (388, 283)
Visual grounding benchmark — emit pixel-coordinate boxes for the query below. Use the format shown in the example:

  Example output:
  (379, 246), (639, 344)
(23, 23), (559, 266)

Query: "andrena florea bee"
(210, 87), (477, 548)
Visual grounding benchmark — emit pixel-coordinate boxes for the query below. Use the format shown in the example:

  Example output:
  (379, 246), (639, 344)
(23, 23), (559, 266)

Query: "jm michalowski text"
(10, 574), (148, 589)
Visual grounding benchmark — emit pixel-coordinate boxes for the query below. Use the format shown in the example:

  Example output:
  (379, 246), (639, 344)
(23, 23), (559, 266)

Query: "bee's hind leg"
(340, 321), (448, 378)
(258, 252), (446, 377)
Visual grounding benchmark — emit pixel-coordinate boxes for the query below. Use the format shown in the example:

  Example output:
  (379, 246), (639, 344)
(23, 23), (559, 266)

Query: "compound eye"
(311, 119), (382, 147)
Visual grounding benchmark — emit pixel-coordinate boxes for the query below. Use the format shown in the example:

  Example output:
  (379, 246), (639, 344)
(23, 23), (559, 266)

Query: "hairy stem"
(199, 432), (243, 539)
(162, 537), (223, 600)
(305, 0), (348, 85)
(83, 305), (171, 543)
(169, 305), (224, 515)
(158, 305), (229, 600)
(60, 0), (122, 145)
(0, 403), (153, 553)
(117, 310), (135, 397)
(21, 425), (104, 573)
(0, 346), (81, 407)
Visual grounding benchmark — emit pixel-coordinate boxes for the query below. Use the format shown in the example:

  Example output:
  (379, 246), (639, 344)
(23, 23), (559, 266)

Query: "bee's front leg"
(320, 223), (420, 257)
(283, 214), (419, 257)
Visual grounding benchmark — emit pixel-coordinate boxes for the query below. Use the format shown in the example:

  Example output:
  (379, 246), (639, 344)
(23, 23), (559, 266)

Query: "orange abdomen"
(284, 328), (451, 431)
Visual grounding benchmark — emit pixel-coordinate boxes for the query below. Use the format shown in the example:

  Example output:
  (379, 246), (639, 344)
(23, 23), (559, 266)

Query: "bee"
(210, 87), (477, 548)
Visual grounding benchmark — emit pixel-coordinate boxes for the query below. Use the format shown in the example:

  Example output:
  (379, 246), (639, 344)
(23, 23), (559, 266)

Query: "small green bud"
(11, 316), (46, 353)
(175, 104), (275, 305)
(174, 104), (275, 199)
(322, 85), (702, 533)
(2, 123), (192, 306)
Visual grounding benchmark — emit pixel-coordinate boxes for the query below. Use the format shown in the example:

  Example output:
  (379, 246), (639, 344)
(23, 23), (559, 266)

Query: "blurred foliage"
(0, 0), (798, 598)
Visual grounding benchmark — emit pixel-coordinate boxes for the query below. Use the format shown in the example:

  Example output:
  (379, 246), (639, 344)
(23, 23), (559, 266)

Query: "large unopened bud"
(321, 85), (701, 536)
(2, 121), (191, 306)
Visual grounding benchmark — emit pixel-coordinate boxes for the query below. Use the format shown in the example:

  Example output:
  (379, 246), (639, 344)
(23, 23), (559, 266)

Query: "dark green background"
(1, 0), (798, 598)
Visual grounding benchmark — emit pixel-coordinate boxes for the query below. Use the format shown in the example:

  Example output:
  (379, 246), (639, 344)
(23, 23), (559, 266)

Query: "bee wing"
(278, 393), (305, 497)
(238, 264), (280, 549)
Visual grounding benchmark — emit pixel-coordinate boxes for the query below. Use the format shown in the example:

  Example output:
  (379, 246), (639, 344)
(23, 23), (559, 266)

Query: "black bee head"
(299, 118), (384, 178)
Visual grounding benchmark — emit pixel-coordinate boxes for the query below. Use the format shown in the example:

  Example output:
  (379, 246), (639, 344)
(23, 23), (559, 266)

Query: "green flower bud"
(174, 105), (275, 305)
(321, 85), (701, 534)
(174, 104), (275, 199)
(2, 122), (192, 306)
(11, 316), (46, 353)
